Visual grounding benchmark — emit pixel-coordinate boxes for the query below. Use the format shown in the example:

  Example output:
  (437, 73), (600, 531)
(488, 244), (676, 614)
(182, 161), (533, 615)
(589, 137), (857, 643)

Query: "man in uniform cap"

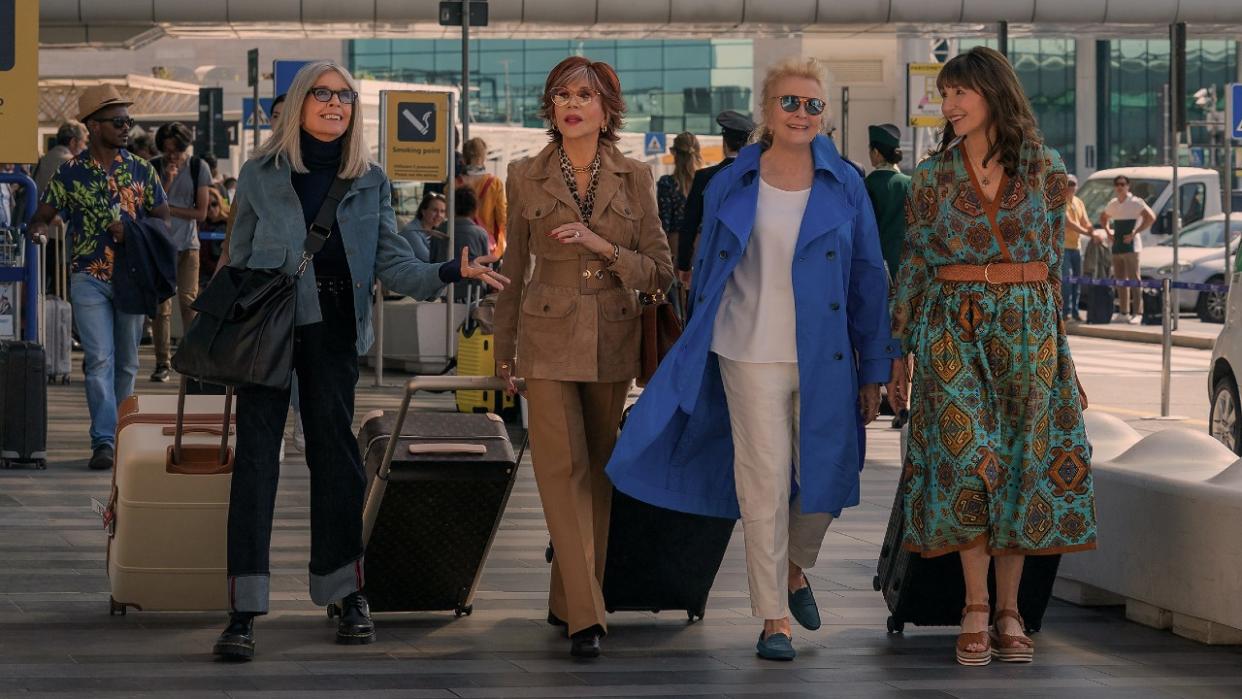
(863, 123), (911, 281)
(26, 84), (170, 471)
(676, 110), (755, 285)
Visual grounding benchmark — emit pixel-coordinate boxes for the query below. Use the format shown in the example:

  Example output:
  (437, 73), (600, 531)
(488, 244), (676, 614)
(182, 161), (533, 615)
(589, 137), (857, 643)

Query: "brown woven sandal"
(956, 604), (992, 666)
(990, 608), (1034, 663)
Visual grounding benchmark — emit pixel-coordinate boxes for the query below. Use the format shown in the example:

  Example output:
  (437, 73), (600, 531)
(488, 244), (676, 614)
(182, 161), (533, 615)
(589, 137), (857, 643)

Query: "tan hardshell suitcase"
(104, 382), (235, 615)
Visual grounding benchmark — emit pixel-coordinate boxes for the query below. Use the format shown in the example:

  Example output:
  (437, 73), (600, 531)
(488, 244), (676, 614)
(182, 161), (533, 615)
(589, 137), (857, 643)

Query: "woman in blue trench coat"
(607, 57), (902, 661)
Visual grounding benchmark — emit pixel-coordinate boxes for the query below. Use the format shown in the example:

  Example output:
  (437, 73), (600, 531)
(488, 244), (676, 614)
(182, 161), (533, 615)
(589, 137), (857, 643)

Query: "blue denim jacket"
(227, 153), (447, 354)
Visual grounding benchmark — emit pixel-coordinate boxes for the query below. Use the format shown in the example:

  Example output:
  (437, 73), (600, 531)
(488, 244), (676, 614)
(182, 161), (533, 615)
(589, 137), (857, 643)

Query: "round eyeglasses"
(307, 87), (358, 105)
(549, 88), (600, 108)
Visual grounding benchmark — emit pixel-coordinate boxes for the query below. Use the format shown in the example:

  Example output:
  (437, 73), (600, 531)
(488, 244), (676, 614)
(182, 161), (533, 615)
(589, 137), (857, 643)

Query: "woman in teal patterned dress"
(887, 47), (1096, 667)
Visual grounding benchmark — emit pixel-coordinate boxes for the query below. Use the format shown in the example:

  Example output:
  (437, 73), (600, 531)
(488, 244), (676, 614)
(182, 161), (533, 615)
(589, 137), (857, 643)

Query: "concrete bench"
(1055, 411), (1242, 644)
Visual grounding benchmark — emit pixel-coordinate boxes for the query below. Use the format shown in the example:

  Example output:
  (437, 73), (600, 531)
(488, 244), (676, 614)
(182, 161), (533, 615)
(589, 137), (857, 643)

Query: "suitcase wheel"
(886, 615), (904, 634)
(687, 608), (705, 623)
(109, 597), (127, 616)
(872, 574), (881, 592)
(326, 603), (341, 620)
(454, 605), (473, 618)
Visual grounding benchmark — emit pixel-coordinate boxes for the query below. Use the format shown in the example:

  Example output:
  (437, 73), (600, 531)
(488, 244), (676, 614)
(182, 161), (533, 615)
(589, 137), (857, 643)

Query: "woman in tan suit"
(494, 56), (674, 659)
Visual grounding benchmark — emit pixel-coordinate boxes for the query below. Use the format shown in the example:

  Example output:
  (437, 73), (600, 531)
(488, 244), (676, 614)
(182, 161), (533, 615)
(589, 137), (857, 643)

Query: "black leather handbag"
(172, 177), (351, 390)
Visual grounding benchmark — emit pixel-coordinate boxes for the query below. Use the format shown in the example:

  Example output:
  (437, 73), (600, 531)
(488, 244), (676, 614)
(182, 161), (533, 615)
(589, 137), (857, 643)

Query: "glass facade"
(348, 39), (753, 134)
(1099, 39), (1238, 169)
(960, 39), (1077, 173)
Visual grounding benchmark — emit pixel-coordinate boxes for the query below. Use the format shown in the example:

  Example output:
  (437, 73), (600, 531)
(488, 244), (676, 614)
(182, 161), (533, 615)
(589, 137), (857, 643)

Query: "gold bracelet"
(609, 243), (621, 266)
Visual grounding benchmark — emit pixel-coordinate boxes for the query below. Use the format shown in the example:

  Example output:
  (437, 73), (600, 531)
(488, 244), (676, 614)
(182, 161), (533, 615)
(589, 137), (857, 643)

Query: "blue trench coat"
(605, 136), (901, 519)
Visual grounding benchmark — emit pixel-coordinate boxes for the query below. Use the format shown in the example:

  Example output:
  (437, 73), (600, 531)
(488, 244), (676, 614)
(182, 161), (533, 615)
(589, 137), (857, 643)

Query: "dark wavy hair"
(538, 56), (625, 144)
(931, 46), (1041, 176)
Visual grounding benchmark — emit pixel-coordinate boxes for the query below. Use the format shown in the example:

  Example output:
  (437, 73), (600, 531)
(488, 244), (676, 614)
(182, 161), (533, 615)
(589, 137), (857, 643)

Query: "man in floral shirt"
(28, 85), (169, 471)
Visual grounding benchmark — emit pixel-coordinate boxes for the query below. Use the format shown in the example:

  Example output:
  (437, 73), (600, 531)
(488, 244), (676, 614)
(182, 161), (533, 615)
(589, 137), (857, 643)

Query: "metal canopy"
(37, 74), (201, 126)
(38, 1), (1242, 47)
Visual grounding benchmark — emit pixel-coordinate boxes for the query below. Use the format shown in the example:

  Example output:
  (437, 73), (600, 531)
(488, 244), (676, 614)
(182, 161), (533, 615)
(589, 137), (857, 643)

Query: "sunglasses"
(307, 87), (358, 105)
(775, 95), (826, 116)
(94, 116), (135, 129)
(549, 88), (600, 108)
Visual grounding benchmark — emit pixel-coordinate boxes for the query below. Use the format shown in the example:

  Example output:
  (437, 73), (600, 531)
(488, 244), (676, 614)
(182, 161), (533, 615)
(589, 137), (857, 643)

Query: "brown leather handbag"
(638, 287), (683, 387)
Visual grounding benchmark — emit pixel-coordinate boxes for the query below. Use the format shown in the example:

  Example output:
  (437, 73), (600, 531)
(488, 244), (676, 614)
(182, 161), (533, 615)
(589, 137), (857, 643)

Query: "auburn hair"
(931, 46), (1042, 176)
(538, 56), (625, 144)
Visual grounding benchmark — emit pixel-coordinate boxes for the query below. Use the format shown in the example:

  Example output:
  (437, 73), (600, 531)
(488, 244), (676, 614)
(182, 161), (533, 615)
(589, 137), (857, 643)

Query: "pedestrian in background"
(657, 131), (702, 258)
(494, 55), (673, 659)
(1062, 174), (1092, 322)
(34, 122), (87, 197)
(677, 110), (754, 286)
(148, 122), (210, 383)
(608, 57), (897, 662)
(399, 191), (446, 265)
(26, 85), (170, 471)
(212, 60), (506, 661)
(1100, 174), (1154, 324)
(462, 137), (507, 256)
(887, 46), (1095, 667)
(430, 187), (491, 302)
(863, 123), (911, 281)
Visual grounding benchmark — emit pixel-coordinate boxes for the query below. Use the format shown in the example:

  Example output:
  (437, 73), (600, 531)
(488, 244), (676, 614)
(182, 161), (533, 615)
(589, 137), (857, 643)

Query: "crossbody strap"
(295, 176), (353, 277)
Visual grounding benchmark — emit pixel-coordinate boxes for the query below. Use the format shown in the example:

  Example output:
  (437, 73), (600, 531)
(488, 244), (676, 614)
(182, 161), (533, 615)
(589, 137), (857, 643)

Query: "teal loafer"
(788, 583), (821, 630)
(756, 631), (796, 661)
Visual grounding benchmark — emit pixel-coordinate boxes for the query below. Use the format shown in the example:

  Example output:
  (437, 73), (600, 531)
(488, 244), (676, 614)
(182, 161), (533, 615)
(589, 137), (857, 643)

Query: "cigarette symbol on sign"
(396, 102), (436, 142)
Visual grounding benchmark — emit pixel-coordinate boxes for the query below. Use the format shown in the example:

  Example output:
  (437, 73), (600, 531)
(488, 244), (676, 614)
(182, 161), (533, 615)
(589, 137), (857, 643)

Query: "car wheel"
(1197, 276), (1228, 324)
(1210, 376), (1242, 455)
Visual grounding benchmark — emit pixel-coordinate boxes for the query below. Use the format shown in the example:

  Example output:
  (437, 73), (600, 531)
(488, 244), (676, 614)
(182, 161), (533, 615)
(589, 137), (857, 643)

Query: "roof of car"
(1085, 166), (1221, 181)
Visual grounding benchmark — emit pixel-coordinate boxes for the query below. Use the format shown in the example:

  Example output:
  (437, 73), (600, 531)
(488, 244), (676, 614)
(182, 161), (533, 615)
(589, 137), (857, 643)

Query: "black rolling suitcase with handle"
(874, 427), (1060, 634)
(0, 341), (48, 469)
(1085, 284), (1115, 324)
(341, 376), (522, 619)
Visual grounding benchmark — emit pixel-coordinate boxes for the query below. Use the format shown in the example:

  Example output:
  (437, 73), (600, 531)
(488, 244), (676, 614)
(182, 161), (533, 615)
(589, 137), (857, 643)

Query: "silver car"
(1140, 215), (1242, 323)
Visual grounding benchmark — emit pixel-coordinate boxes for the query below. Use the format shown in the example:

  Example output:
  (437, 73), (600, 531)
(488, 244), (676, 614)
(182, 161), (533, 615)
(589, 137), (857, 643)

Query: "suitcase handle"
(362, 375), (525, 543)
(407, 443), (488, 456)
(172, 376), (235, 467)
(162, 425), (234, 437)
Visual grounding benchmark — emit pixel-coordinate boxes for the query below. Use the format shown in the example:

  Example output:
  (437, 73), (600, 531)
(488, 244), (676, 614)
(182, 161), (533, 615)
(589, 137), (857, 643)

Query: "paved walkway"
(1066, 316), (1221, 350)
(3, 350), (1241, 698)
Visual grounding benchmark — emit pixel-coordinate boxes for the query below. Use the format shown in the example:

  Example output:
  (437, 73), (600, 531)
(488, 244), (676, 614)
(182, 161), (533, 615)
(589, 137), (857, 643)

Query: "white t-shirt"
(711, 178), (811, 363)
(1105, 194), (1154, 252)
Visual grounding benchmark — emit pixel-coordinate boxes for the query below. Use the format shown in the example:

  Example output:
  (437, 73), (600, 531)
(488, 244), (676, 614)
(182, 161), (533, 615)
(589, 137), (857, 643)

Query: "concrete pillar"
(1075, 38), (1098, 179)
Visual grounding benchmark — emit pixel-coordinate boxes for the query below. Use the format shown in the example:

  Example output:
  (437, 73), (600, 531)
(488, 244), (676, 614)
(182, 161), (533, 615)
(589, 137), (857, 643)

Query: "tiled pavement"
(2, 350), (1241, 698)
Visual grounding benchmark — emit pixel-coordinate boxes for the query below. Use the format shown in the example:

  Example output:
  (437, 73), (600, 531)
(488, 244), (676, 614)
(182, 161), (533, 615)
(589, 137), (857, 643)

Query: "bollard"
(1161, 277), (1172, 417)
(374, 282), (385, 387)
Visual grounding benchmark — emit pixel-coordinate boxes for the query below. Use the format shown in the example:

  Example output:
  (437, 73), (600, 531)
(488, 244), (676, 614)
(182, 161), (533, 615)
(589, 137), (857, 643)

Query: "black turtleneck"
(291, 130), (351, 280)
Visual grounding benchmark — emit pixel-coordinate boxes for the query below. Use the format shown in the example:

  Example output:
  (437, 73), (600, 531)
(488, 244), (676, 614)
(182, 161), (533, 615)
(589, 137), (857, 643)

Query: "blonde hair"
(670, 132), (702, 196)
(254, 61), (371, 179)
(752, 56), (831, 149)
(463, 137), (488, 165)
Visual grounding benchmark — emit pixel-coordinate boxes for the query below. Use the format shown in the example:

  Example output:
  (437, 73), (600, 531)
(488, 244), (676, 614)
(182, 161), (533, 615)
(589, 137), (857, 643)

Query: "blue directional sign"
(274, 59), (314, 98)
(644, 131), (667, 157)
(242, 97), (274, 130)
(1229, 83), (1242, 141)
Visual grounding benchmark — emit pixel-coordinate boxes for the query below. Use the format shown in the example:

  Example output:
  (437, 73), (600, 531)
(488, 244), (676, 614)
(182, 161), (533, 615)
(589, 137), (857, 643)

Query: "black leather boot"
(213, 613), (256, 661)
(569, 625), (603, 659)
(336, 591), (376, 645)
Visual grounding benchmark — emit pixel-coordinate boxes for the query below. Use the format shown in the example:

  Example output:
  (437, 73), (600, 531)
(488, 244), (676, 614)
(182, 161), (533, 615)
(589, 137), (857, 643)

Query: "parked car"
(1208, 273), (1242, 453)
(1140, 215), (1242, 323)
(1077, 166), (1223, 250)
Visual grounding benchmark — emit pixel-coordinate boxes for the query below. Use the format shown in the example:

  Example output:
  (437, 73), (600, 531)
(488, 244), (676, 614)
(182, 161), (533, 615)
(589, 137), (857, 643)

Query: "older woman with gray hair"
(212, 60), (506, 661)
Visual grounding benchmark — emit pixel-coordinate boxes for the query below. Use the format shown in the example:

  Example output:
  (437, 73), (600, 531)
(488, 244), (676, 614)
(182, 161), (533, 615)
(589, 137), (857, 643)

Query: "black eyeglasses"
(307, 87), (358, 105)
(774, 95), (826, 116)
(94, 116), (135, 129)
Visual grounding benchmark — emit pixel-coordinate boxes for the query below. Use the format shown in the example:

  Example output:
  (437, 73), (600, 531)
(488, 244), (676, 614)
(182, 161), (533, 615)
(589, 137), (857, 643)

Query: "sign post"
(248, 48), (260, 148)
(0, 0), (39, 164)
(379, 90), (456, 383)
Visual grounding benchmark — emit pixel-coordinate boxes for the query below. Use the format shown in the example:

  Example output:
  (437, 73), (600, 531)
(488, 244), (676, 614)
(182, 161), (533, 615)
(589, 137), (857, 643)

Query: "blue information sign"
(273, 59), (314, 99)
(1230, 83), (1242, 141)
(644, 131), (667, 157)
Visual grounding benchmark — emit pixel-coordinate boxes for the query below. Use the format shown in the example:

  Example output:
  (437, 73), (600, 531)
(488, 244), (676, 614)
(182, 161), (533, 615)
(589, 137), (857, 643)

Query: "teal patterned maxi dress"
(891, 140), (1097, 557)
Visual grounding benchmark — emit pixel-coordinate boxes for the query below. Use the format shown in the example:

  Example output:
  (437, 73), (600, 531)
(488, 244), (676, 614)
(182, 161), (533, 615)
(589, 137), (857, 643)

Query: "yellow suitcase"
(455, 323), (516, 417)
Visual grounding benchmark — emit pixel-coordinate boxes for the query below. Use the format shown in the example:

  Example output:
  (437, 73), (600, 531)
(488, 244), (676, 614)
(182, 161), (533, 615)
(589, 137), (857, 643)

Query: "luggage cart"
(0, 172), (40, 343)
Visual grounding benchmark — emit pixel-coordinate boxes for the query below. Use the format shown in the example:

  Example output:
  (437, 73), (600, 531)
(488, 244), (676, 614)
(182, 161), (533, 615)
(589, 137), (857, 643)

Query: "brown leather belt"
(936, 262), (1050, 284)
(532, 256), (619, 294)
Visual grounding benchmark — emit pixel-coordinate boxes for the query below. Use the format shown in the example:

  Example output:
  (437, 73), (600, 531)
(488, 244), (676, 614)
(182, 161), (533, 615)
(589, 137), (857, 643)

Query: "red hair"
(538, 56), (625, 144)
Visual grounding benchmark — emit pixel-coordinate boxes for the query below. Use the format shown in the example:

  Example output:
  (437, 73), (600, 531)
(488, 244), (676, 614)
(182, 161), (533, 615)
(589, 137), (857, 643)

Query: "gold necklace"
(570, 162), (593, 174)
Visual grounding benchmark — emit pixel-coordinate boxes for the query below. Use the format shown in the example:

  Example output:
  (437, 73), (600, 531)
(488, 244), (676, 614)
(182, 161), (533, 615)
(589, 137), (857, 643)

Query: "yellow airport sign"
(907, 62), (946, 128)
(381, 90), (453, 182)
(0, 0), (39, 164)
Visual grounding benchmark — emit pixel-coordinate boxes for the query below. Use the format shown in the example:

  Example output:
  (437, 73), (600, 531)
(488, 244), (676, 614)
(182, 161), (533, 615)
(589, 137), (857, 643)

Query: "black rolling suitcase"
(874, 429), (1059, 634)
(345, 376), (521, 618)
(0, 341), (48, 469)
(601, 488), (735, 620)
(1141, 287), (1164, 326)
(1085, 284), (1114, 324)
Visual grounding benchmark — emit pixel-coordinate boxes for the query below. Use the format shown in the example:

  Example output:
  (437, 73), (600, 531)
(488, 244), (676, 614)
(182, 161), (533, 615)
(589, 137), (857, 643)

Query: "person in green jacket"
(863, 123), (911, 280)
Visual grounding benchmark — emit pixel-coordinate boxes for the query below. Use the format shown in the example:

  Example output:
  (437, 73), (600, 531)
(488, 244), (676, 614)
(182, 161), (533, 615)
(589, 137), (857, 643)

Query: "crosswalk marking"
(1067, 336), (1210, 376)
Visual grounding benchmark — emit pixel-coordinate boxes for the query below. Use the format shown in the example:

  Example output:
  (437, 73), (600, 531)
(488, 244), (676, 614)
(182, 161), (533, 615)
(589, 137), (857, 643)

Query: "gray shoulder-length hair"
(254, 60), (371, 179)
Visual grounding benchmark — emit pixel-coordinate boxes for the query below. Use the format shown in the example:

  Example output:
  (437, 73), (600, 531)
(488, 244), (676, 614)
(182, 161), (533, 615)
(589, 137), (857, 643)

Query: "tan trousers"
(153, 249), (200, 366)
(718, 357), (834, 619)
(1112, 251), (1141, 316)
(526, 378), (630, 635)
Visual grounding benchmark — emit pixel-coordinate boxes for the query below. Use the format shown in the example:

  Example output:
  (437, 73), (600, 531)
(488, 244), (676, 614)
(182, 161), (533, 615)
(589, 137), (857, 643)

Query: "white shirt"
(1105, 195), (1155, 252)
(711, 178), (811, 363)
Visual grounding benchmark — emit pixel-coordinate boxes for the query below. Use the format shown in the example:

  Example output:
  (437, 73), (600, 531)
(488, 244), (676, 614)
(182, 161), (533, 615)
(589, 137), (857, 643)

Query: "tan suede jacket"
(494, 142), (674, 382)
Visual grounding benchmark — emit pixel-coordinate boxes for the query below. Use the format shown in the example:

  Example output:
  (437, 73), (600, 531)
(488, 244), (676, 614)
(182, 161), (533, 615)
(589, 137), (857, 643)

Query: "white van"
(1077, 166), (1223, 250)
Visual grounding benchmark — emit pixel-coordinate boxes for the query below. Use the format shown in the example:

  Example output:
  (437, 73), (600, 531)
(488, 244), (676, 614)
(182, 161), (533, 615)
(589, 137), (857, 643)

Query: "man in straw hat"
(27, 84), (170, 471)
